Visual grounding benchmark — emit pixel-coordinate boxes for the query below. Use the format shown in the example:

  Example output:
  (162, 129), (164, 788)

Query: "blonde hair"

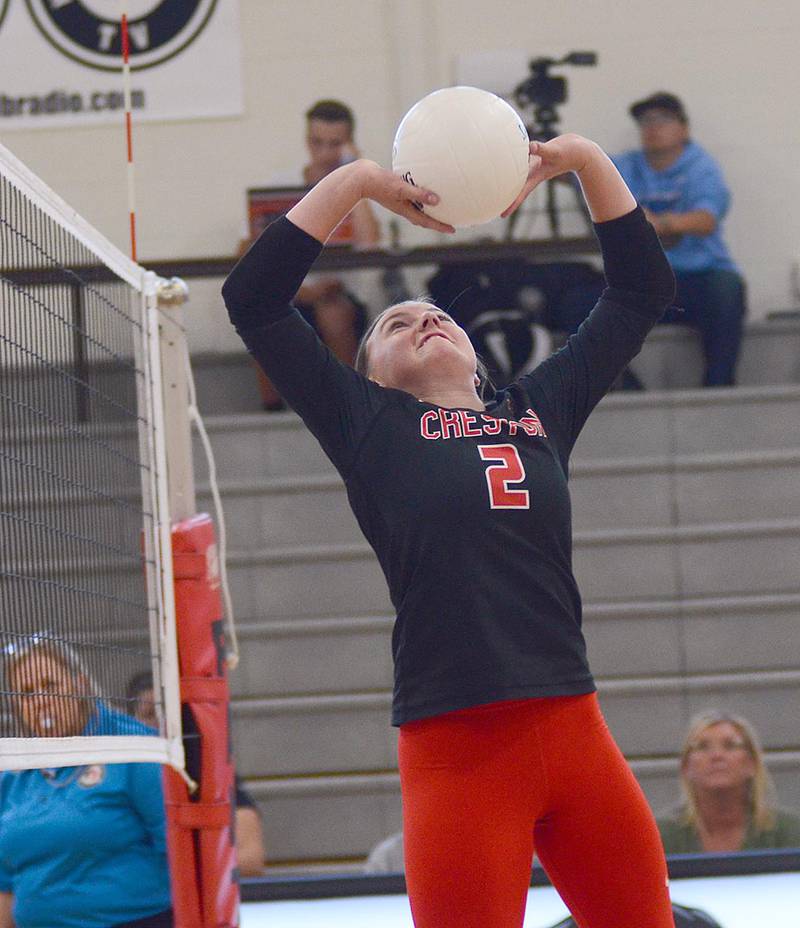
(679, 710), (777, 833)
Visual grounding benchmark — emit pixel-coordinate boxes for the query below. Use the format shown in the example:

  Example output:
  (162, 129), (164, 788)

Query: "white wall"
(4, 0), (799, 353)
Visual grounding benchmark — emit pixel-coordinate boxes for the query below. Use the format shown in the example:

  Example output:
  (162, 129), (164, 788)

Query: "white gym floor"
(240, 871), (799, 927)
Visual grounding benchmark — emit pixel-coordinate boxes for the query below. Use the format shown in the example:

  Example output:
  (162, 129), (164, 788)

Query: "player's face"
(365, 303), (478, 395)
(306, 118), (352, 175)
(683, 722), (756, 794)
(637, 110), (689, 155)
(9, 651), (89, 738)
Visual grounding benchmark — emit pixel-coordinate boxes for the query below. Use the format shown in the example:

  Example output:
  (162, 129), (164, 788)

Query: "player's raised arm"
(223, 159), (452, 326)
(286, 159), (455, 243)
(517, 136), (676, 451)
(503, 134), (636, 222)
(221, 161), (452, 471)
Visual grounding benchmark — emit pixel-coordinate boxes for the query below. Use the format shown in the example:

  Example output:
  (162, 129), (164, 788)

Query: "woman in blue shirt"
(0, 637), (172, 928)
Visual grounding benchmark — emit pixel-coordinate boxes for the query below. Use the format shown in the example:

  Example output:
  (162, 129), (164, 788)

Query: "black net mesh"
(0, 171), (163, 746)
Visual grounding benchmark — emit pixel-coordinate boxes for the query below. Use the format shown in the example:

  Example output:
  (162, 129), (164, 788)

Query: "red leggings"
(398, 693), (674, 928)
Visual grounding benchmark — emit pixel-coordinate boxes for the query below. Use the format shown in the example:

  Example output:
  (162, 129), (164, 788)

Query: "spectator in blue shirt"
(0, 636), (172, 928)
(613, 92), (745, 385)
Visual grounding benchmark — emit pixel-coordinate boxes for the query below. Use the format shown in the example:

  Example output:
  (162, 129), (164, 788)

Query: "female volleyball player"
(223, 134), (677, 928)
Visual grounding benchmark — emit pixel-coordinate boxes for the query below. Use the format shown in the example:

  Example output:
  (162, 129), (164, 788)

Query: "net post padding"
(163, 514), (239, 928)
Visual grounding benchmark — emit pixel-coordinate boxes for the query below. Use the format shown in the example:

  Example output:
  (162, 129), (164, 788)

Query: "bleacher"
(6, 316), (797, 869)
(190, 317), (800, 871)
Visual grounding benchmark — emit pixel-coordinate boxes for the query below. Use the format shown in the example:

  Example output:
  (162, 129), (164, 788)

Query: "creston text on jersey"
(419, 407), (547, 442)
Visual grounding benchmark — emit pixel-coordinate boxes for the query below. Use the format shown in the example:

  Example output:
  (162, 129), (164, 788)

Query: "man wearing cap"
(613, 92), (745, 386)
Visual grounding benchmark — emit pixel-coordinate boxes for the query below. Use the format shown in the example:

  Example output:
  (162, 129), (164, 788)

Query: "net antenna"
(121, 6), (138, 263)
(0, 139), (184, 773)
(119, 2), (237, 669)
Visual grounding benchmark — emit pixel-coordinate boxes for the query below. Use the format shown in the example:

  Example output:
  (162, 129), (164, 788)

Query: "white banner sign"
(0, 0), (243, 129)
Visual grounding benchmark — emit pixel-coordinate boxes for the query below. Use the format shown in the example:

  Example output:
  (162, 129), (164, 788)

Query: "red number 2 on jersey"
(478, 444), (530, 510)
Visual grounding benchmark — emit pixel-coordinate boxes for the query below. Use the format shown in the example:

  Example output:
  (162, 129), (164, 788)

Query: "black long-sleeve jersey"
(223, 206), (675, 726)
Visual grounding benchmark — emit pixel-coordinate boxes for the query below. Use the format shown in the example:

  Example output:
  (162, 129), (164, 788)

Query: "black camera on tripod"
(513, 51), (597, 141)
(505, 51), (598, 237)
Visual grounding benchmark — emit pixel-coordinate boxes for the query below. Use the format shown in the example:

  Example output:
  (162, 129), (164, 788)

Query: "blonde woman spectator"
(657, 710), (800, 853)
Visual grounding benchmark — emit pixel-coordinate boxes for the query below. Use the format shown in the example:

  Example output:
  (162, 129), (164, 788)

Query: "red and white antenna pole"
(120, 5), (137, 262)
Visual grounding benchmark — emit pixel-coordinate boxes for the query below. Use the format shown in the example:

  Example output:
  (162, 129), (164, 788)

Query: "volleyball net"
(0, 139), (183, 772)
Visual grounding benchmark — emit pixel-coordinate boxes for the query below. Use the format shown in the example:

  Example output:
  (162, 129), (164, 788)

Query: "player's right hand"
(357, 161), (455, 234)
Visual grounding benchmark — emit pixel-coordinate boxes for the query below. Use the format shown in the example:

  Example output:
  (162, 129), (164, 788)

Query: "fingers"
(399, 180), (438, 207)
(501, 186), (529, 218)
(419, 215), (456, 234)
(403, 203), (455, 233)
(391, 178), (454, 232)
(501, 157), (545, 217)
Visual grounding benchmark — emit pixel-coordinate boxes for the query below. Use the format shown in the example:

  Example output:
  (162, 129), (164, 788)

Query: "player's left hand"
(502, 135), (596, 217)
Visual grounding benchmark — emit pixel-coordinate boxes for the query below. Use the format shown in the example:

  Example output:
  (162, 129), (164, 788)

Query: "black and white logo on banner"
(25, 0), (218, 71)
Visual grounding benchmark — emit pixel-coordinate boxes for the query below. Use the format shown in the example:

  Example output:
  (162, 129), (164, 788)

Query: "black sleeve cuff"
(222, 215), (324, 312)
(593, 205), (676, 304)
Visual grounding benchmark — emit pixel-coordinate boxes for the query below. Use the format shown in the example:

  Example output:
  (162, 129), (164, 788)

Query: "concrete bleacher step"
(190, 318), (800, 417)
(7, 384), (798, 487)
(12, 441), (800, 585)
(228, 592), (800, 700)
(573, 517), (800, 602)
(195, 447), (800, 550)
(231, 668), (800, 780)
(628, 318), (800, 391)
(224, 543), (392, 618)
(200, 475), (359, 548)
(221, 515), (800, 617)
(585, 592), (800, 679)
(230, 615), (394, 700)
(570, 448), (800, 529)
(247, 750), (800, 864)
(195, 385), (800, 481)
(572, 384), (800, 459)
(3, 419), (146, 496)
(10, 443), (800, 555)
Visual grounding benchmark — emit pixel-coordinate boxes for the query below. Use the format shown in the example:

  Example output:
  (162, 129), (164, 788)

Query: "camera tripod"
(505, 51), (598, 241)
(506, 107), (594, 241)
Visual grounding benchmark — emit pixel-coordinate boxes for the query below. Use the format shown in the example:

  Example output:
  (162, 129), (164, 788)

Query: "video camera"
(513, 51), (597, 139)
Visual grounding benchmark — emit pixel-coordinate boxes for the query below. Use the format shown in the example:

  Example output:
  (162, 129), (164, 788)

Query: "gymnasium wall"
(4, 0), (798, 354)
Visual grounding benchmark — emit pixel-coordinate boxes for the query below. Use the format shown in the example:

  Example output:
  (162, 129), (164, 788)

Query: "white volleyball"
(392, 86), (530, 228)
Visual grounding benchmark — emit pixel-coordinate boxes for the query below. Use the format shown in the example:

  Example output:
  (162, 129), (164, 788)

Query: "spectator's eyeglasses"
(3, 632), (51, 656)
(688, 739), (749, 754)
